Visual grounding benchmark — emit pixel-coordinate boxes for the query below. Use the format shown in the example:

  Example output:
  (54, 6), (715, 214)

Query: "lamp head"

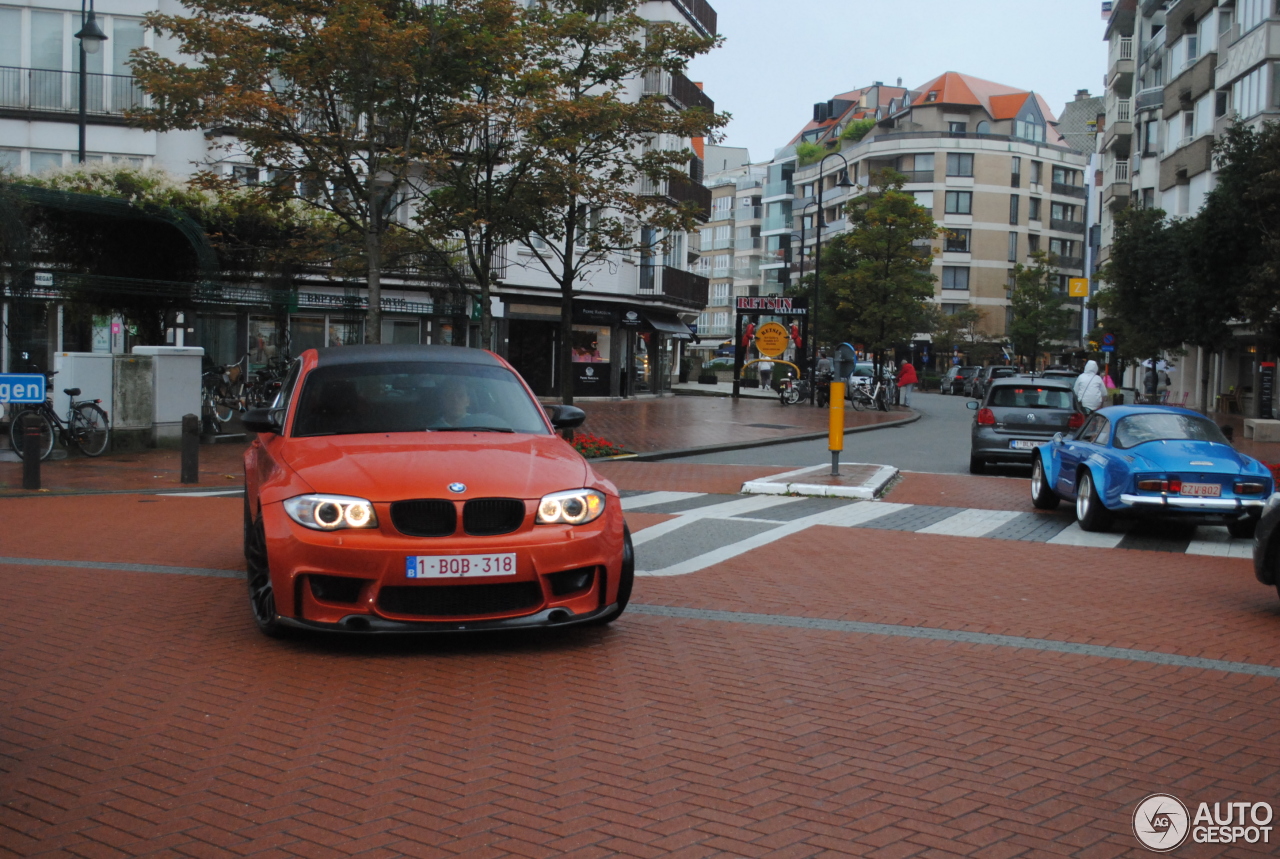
(76, 13), (107, 54)
(837, 170), (856, 189)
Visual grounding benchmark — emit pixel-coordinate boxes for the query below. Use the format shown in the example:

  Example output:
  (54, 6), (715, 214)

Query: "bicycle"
(778, 371), (808, 406)
(848, 378), (890, 412)
(8, 379), (110, 460)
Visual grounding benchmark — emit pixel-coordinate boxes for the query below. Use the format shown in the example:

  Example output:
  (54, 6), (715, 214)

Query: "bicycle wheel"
(876, 388), (890, 412)
(8, 409), (55, 461)
(849, 390), (865, 411)
(212, 393), (234, 425)
(72, 403), (110, 456)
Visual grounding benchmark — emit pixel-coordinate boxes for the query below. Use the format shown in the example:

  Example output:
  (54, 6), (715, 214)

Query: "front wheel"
(71, 403), (110, 456)
(1075, 470), (1112, 532)
(1030, 456), (1059, 510)
(590, 525), (634, 627)
(244, 501), (288, 638)
(8, 409), (55, 461)
(782, 388), (800, 406)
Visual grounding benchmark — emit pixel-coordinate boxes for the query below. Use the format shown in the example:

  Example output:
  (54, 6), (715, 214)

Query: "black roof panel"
(312, 345), (500, 367)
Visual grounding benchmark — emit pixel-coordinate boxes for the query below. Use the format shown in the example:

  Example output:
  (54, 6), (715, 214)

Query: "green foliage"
(927, 304), (983, 356)
(839, 118), (875, 143)
(795, 141), (825, 166)
(1007, 251), (1075, 364)
(819, 169), (938, 371)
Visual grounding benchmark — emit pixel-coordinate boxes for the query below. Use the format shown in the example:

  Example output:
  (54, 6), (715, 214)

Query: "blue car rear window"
(1113, 413), (1229, 449)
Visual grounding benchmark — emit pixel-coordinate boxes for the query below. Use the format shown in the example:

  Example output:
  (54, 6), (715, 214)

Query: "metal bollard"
(22, 413), (41, 491)
(181, 413), (199, 484)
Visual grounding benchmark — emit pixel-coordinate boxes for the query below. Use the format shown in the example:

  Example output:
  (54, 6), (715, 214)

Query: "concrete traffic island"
(741, 462), (899, 499)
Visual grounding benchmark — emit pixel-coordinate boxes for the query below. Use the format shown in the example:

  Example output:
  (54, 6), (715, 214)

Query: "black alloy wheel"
(590, 525), (635, 627)
(244, 497), (288, 638)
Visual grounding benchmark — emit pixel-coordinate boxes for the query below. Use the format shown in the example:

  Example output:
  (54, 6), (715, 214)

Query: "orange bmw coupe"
(241, 345), (633, 636)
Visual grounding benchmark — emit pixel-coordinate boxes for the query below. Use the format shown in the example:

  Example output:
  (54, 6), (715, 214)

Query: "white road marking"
(629, 495), (804, 546)
(1046, 522), (1130, 549)
(916, 508), (1023, 538)
(156, 489), (244, 497)
(1187, 527), (1255, 559)
(639, 513), (828, 577)
(808, 501), (912, 528)
(621, 491), (704, 510)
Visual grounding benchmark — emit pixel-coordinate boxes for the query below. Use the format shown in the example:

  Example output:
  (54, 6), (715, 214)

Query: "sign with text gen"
(0, 374), (46, 404)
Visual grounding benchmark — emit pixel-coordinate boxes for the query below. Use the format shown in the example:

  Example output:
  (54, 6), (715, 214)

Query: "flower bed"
(571, 433), (629, 458)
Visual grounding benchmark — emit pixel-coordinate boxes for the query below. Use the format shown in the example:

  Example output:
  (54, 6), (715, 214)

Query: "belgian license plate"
(1180, 482), (1221, 497)
(406, 553), (517, 578)
(1009, 440), (1044, 450)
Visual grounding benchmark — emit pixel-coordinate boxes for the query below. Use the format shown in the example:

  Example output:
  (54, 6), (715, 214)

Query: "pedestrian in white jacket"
(1074, 360), (1106, 413)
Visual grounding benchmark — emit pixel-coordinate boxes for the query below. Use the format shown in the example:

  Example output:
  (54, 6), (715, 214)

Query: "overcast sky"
(685, 0), (1109, 162)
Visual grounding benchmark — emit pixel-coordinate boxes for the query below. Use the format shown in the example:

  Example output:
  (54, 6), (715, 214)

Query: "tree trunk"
(557, 202), (582, 407)
(365, 223), (382, 345)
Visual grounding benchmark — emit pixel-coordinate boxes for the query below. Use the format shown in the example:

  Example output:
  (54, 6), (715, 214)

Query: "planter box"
(697, 374), (719, 385)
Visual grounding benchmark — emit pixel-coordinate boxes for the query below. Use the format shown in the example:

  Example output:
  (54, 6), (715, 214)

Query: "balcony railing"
(667, 0), (717, 38)
(641, 68), (714, 113)
(1113, 159), (1130, 182)
(763, 179), (793, 199)
(710, 236), (732, 250)
(899, 170), (935, 183)
(733, 259), (761, 277)
(734, 236), (762, 250)
(762, 213), (793, 232)
(641, 265), (708, 306)
(1135, 87), (1163, 112)
(1111, 36), (1135, 63)
(1051, 181), (1088, 199)
(0, 66), (145, 117)
(1109, 97), (1132, 123)
(732, 205), (762, 221)
(1050, 218), (1088, 235)
(642, 173), (712, 219)
(1056, 256), (1085, 271)
(1141, 38), (1163, 65)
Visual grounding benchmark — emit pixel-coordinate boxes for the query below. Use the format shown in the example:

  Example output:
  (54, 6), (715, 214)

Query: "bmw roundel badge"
(448, 482), (467, 494)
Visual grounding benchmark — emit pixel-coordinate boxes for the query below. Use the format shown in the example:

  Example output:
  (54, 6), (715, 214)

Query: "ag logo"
(1133, 794), (1190, 852)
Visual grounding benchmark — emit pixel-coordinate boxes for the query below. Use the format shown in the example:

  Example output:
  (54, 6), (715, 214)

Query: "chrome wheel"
(1076, 474), (1090, 521)
(1031, 461), (1044, 497)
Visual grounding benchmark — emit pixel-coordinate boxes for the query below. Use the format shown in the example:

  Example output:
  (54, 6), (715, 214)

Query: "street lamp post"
(794, 199), (817, 401)
(74, 0), (108, 164)
(810, 152), (857, 389)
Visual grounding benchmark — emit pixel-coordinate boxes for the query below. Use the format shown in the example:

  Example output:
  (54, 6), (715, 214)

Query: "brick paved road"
(3, 469), (1279, 857)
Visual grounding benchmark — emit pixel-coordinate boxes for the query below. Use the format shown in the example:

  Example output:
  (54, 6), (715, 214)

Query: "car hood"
(1127, 440), (1259, 474)
(279, 432), (590, 502)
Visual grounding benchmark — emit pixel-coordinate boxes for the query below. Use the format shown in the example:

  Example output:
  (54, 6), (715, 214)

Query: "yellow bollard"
(828, 381), (845, 475)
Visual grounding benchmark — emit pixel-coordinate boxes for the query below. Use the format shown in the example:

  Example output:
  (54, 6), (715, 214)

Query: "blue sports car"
(1031, 405), (1273, 536)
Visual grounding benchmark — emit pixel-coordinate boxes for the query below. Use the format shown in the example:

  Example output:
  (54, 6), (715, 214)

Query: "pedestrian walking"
(1073, 359), (1106, 414)
(758, 359), (773, 391)
(815, 350), (833, 376)
(897, 361), (918, 408)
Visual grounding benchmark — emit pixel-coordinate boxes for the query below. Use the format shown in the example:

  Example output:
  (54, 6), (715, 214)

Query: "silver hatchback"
(967, 376), (1083, 473)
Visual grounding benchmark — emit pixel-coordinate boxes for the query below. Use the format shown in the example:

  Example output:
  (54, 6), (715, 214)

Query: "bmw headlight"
(536, 489), (605, 525)
(284, 494), (378, 531)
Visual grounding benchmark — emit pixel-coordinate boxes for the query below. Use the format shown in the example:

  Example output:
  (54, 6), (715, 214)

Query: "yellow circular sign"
(754, 322), (790, 358)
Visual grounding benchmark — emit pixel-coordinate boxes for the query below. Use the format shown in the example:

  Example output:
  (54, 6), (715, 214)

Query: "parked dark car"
(1252, 481), (1280, 600)
(967, 376), (1083, 474)
(970, 365), (1018, 400)
(945, 365), (980, 395)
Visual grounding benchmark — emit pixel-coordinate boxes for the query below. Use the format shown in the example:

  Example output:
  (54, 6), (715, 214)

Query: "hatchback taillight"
(1137, 479), (1164, 491)
(1235, 482), (1267, 495)
(1067, 412), (1085, 429)
(977, 408), (996, 426)
(1167, 478), (1182, 494)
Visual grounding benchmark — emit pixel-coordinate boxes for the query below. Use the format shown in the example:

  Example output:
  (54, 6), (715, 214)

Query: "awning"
(642, 310), (694, 340)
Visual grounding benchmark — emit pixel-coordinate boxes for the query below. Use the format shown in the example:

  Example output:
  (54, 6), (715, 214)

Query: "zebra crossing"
(621, 490), (1255, 576)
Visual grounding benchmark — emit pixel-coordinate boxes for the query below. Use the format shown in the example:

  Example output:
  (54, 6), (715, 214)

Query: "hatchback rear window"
(988, 386), (1073, 409)
(1113, 413), (1229, 449)
(292, 361), (550, 437)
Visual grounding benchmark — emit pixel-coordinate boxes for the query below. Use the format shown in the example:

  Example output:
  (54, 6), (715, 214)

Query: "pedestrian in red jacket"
(897, 362), (919, 408)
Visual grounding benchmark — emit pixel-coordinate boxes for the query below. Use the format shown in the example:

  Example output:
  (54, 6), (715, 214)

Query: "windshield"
(1113, 413), (1229, 450)
(292, 361), (550, 437)
(988, 386), (1073, 409)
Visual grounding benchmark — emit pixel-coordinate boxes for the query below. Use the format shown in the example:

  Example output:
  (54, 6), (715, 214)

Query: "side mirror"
(242, 407), (282, 435)
(545, 404), (586, 429)
(965, 400), (978, 410)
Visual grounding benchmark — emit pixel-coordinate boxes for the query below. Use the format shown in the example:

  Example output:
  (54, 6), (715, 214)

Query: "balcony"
(733, 259), (761, 278)
(734, 236), (762, 250)
(1055, 256), (1085, 271)
(732, 205), (762, 221)
(640, 173), (712, 220)
(641, 69), (714, 113)
(1051, 181), (1088, 199)
(1103, 95), (1133, 152)
(709, 236), (732, 250)
(0, 67), (145, 121)
(762, 213), (793, 233)
(1135, 86), (1163, 113)
(1050, 218), (1088, 235)
(666, 0), (717, 38)
(762, 179), (793, 200)
(1103, 160), (1132, 207)
(899, 169), (935, 183)
(1108, 36), (1135, 96)
(642, 265), (709, 307)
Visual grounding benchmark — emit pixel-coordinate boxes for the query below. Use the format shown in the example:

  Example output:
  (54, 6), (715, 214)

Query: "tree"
(1096, 208), (1190, 388)
(514, 0), (726, 404)
(820, 169), (938, 376)
(1007, 251), (1075, 368)
(132, 0), (488, 342)
(927, 304), (983, 369)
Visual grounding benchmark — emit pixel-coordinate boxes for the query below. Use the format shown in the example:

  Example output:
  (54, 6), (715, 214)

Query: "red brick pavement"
(0, 443), (248, 496)
(3, 486), (1280, 857)
(596, 462), (791, 495)
(884, 473), (1031, 511)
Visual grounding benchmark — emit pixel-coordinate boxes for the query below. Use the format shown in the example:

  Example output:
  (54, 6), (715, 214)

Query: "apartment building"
(0, 0), (713, 399)
(1099, 0), (1280, 413)
(761, 73), (1090, 364)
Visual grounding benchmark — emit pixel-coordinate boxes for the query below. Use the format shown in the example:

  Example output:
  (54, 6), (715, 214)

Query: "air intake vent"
(378, 583), (543, 617)
(463, 499), (526, 536)
(390, 499), (457, 537)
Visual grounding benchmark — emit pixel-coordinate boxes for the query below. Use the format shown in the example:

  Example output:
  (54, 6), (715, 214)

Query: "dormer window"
(1016, 112), (1046, 142)
(925, 91), (939, 102)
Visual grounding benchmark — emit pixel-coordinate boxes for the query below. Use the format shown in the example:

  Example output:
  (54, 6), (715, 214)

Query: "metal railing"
(640, 173), (713, 218)
(1051, 181), (1088, 199)
(1113, 159), (1130, 182)
(1056, 256), (1085, 271)
(654, 265), (709, 305)
(1135, 87), (1164, 112)
(667, 0), (717, 37)
(641, 69), (714, 113)
(1110, 97), (1132, 123)
(1112, 36), (1135, 62)
(899, 169), (935, 183)
(1141, 38), (1163, 65)
(1050, 218), (1088, 235)
(0, 66), (146, 116)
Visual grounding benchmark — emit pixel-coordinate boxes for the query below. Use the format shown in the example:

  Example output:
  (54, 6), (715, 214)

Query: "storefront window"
(382, 318), (420, 344)
(327, 319), (363, 346)
(291, 316), (325, 353)
(196, 316), (238, 366)
(572, 325), (611, 396)
(248, 317), (282, 368)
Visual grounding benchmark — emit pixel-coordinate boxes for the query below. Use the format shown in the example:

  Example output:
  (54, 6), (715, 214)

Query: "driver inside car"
(428, 378), (506, 430)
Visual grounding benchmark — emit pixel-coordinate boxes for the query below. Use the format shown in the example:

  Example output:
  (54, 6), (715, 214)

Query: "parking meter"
(834, 343), (857, 379)
(827, 343), (858, 474)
